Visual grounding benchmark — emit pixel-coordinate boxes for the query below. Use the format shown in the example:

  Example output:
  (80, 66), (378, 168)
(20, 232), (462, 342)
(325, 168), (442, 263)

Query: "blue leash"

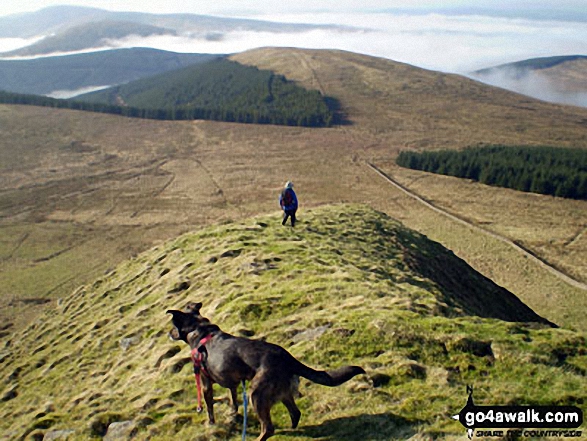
(242, 380), (248, 441)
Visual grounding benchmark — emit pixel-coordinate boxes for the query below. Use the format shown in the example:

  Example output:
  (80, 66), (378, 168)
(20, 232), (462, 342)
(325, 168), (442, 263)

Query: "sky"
(1, 0), (586, 17)
(0, 1), (586, 102)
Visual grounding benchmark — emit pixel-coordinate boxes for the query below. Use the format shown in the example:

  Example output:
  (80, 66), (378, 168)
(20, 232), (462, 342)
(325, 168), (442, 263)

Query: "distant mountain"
(0, 5), (352, 57)
(471, 55), (587, 108)
(0, 6), (109, 38)
(0, 48), (219, 97)
(2, 21), (176, 57)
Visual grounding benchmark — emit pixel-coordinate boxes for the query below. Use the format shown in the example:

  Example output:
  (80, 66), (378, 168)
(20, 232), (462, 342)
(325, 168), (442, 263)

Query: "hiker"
(279, 181), (298, 227)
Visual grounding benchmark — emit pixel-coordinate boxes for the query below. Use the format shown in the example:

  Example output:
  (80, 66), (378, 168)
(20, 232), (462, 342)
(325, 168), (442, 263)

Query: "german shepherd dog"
(167, 302), (365, 441)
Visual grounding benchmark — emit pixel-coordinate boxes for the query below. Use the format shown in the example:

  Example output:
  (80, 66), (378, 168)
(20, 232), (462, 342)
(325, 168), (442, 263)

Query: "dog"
(167, 301), (365, 441)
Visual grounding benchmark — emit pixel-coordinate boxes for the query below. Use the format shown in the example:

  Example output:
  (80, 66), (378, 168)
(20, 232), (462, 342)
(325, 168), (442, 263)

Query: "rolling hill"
(0, 48), (219, 97)
(0, 6), (352, 57)
(471, 55), (587, 107)
(3, 205), (584, 441)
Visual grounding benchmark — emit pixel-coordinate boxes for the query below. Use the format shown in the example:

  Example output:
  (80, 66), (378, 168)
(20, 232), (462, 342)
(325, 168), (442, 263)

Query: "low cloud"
(471, 68), (587, 108)
(118, 13), (587, 74)
(0, 36), (45, 53)
(47, 85), (112, 99)
(5, 12), (587, 72)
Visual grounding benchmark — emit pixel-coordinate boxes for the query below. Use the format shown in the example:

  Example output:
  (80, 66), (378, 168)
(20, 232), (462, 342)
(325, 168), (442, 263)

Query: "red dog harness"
(191, 334), (213, 412)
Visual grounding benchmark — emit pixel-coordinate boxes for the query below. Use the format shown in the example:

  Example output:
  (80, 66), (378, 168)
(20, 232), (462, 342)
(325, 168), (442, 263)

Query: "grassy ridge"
(1, 205), (584, 440)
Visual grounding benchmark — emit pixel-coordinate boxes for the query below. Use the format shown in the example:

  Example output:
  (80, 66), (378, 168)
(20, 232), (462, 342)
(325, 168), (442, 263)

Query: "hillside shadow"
(394, 227), (557, 327)
(325, 96), (352, 126)
(284, 412), (419, 440)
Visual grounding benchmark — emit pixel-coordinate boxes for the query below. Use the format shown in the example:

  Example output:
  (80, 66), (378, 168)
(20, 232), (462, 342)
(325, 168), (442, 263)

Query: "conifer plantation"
(0, 59), (337, 127)
(396, 145), (587, 200)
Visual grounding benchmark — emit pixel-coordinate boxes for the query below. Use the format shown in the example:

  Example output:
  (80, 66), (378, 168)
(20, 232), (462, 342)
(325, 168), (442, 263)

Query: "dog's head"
(167, 302), (220, 345)
(167, 301), (204, 342)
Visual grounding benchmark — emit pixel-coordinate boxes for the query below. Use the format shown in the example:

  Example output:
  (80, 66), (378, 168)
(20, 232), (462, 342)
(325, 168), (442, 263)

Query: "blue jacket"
(279, 188), (298, 211)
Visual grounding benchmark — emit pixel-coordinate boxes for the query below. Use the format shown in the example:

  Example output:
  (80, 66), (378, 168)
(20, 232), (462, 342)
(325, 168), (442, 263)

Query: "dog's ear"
(184, 302), (203, 315)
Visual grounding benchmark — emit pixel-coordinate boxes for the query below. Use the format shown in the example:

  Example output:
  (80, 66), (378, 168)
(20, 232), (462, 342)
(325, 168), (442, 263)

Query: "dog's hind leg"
(282, 395), (301, 429)
(251, 393), (275, 441)
(283, 375), (301, 428)
(250, 375), (277, 441)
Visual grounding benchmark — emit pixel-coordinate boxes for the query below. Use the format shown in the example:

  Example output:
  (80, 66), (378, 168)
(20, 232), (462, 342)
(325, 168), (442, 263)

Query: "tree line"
(0, 89), (334, 126)
(396, 145), (587, 200)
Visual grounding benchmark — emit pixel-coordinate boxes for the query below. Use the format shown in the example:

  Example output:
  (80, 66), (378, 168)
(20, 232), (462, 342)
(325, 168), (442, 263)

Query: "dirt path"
(366, 161), (587, 291)
(294, 52), (326, 96)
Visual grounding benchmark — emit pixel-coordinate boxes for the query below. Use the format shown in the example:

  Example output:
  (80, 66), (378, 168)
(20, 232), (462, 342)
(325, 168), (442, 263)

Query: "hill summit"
(1, 205), (583, 440)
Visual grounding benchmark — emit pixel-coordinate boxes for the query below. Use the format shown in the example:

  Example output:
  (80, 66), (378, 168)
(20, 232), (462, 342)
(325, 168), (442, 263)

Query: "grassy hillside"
(231, 48), (587, 141)
(230, 48), (587, 324)
(0, 48), (218, 96)
(3, 205), (584, 441)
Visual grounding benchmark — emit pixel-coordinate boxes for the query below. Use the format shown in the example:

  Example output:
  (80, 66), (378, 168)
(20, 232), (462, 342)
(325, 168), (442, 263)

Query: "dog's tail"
(294, 361), (365, 387)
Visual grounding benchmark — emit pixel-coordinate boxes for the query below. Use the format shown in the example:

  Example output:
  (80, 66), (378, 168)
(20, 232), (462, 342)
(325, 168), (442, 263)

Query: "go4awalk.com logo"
(452, 386), (584, 439)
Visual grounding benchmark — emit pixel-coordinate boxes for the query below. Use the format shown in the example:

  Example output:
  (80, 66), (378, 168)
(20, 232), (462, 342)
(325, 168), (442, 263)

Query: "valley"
(2, 48), (587, 330)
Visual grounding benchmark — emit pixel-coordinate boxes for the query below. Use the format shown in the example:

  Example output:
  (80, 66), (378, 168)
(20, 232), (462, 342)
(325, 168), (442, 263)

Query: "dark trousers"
(282, 209), (296, 226)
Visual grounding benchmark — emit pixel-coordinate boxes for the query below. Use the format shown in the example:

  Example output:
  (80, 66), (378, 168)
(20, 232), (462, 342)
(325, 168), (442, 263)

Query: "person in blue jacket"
(279, 181), (298, 227)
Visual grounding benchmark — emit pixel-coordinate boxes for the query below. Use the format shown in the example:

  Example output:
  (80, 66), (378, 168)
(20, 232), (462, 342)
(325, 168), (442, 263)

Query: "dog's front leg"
(229, 386), (238, 415)
(202, 375), (215, 424)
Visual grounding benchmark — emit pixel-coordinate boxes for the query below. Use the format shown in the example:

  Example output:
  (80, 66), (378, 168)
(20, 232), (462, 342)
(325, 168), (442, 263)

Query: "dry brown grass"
(1, 47), (587, 331)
